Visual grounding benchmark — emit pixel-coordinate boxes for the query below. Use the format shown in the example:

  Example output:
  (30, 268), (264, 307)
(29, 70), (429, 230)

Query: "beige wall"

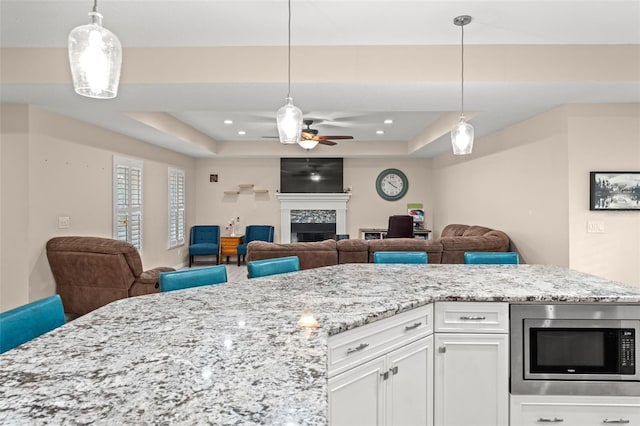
(432, 104), (640, 287)
(0, 105), (197, 311)
(194, 157), (433, 242)
(567, 104), (640, 286)
(1, 105), (30, 310)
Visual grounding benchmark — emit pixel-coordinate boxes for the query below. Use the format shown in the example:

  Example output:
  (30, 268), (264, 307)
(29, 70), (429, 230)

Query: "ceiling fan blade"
(317, 135), (354, 140)
(319, 140), (338, 146)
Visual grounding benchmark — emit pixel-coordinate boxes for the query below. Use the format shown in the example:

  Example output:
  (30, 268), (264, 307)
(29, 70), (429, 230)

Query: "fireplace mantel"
(276, 193), (351, 243)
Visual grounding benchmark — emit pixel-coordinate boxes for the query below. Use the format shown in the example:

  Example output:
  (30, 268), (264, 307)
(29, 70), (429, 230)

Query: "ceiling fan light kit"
(276, 0), (304, 145)
(451, 14), (474, 156)
(68, 0), (122, 99)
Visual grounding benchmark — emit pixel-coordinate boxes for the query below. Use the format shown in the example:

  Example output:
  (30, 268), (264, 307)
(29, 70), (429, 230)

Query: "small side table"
(220, 235), (244, 264)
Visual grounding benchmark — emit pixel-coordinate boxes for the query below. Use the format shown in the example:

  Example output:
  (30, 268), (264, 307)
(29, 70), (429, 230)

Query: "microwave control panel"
(620, 329), (635, 374)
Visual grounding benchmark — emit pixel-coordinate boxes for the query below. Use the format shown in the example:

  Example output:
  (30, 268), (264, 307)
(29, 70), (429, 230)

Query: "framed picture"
(590, 171), (640, 211)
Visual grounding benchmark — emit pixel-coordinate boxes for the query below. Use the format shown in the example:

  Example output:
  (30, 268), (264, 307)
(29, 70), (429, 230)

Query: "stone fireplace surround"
(276, 193), (351, 243)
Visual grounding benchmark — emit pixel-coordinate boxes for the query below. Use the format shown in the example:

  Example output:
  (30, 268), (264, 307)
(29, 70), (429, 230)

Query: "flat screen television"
(280, 158), (343, 193)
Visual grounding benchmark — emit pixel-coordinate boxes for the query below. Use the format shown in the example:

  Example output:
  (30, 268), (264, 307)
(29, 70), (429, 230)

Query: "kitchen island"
(1, 264), (639, 424)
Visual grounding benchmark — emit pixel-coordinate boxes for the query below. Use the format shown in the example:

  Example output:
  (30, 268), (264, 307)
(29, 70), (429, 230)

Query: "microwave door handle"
(537, 418), (564, 423)
(603, 420), (630, 424)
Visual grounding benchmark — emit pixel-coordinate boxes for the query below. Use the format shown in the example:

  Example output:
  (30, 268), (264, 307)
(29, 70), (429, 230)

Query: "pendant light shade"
(451, 15), (474, 155)
(276, 0), (303, 145)
(451, 116), (474, 155)
(68, 4), (122, 99)
(277, 96), (303, 144)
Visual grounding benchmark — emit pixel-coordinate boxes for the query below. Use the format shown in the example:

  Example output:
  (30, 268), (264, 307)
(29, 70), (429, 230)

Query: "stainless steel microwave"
(510, 303), (640, 396)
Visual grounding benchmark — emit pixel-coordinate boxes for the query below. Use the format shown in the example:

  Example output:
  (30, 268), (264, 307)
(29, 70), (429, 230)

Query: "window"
(113, 156), (143, 251)
(168, 167), (185, 248)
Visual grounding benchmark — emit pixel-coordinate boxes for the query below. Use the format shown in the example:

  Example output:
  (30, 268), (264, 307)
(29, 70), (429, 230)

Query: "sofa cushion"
(337, 239), (369, 264)
(247, 239), (338, 270)
(461, 225), (494, 237)
(440, 224), (469, 237)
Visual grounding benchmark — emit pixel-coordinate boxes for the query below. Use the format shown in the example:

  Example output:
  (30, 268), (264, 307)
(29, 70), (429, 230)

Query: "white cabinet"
(434, 302), (509, 426)
(510, 395), (640, 425)
(328, 336), (434, 426)
(328, 304), (434, 426)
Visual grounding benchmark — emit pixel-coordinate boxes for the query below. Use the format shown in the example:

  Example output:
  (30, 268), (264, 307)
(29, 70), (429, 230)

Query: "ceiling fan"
(263, 119), (354, 146)
(300, 119), (354, 146)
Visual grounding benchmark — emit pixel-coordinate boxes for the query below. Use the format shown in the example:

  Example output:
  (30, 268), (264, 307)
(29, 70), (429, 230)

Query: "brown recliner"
(46, 236), (175, 315)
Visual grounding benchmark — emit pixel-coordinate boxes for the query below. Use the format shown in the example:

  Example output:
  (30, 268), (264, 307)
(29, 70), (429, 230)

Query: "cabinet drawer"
(435, 302), (508, 333)
(328, 304), (433, 377)
(510, 395), (640, 425)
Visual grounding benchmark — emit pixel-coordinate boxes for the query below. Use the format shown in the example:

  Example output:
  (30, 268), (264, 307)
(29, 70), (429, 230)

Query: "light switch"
(58, 216), (70, 229)
(587, 220), (605, 233)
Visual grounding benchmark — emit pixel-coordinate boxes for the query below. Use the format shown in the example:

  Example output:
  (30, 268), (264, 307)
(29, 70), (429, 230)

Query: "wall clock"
(375, 168), (408, 201)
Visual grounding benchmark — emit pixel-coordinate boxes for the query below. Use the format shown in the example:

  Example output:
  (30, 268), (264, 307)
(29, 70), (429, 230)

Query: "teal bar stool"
(160, 265), (228, 292)
(373, 251), (428, 264)
(247, 256), (300, 278)
(464, 252), (519, 264)
(0, 294), (66, 354)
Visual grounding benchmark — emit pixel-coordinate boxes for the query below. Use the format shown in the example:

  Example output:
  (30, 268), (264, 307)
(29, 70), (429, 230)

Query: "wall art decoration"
(590, 171), (640, 211)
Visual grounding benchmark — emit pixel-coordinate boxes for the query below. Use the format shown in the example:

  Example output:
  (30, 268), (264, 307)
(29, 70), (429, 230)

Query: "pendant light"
(68, 0), (122, 99)
(451, 15), (474, 155)
(276, 0), (303, 144)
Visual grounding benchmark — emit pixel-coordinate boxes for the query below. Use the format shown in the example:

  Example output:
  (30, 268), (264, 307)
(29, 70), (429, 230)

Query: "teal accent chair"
(247, 256), (300, 279)
(373, 251), (428, 264)
(160, 265), (228, 293)
(237, 225), (275, 266)
(189, 225), (220, 267)
(0, 294), (65, 354)
(464, 252), (519, 265)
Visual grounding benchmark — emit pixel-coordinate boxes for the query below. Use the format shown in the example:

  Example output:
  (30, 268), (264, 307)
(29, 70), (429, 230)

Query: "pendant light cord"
(287, 0), (292, 98)
(460, 23), (465, 116)
(93, 0), (98, 13)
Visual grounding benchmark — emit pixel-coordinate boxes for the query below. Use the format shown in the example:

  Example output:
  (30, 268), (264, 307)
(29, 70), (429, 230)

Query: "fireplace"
(291, 210), (337, 242)
(276, 193), (351, 243)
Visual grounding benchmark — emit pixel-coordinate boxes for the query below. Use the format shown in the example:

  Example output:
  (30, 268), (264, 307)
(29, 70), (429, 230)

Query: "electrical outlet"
(587, 220), (605, 233)
(58, 216), (70, 229)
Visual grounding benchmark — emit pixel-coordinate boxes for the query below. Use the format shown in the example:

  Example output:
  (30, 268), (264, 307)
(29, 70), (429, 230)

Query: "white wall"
(194, 157), (433, 242)
(0, 105), (197, 311)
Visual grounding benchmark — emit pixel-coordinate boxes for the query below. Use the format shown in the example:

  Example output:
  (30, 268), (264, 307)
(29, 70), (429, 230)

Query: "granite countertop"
(1, 264), (639, 425)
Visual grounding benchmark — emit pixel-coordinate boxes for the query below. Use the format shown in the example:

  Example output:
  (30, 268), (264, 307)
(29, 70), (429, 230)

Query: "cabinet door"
(387, 336), (434, 426)
(434, 333), (509, 426)
(328, 356), (386, 426)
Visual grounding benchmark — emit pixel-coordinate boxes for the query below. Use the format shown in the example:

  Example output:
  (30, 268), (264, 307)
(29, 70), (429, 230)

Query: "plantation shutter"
(168, 167), (186, 248)
(113, 157), (143, 251)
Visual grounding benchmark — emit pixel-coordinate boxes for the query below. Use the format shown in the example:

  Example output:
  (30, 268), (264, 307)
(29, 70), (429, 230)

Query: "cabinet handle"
(459, 315), (486, 320)
(389, 366), (399, 375)
(346, 343), (369, 354)
(404, 322), (422, 331)
(603, 420), (630, 424)
(537, 418), (564, 423)
(438, 346), (446, 353)
(380, 371), (389, 380)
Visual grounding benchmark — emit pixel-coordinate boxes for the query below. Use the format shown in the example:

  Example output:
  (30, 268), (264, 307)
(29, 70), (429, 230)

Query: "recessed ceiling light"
(223, 120), (233, 124)
(238, 131), (246, 135)
(376, 130), (385, 134)
(383, 119), (393, 124)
